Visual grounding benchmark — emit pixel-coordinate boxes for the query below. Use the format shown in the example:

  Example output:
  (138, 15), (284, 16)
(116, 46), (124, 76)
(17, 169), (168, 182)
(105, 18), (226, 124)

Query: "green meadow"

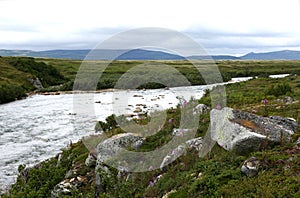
(1, 56), (300, 104)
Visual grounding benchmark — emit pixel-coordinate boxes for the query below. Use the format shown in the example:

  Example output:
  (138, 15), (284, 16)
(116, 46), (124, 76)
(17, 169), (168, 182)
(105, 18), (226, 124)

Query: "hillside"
(2, 49), (300, 60)
(0, 57), (66, 103)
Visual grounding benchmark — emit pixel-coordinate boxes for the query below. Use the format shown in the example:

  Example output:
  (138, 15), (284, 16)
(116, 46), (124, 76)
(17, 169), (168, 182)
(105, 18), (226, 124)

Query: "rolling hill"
(2, 49), (300, 60)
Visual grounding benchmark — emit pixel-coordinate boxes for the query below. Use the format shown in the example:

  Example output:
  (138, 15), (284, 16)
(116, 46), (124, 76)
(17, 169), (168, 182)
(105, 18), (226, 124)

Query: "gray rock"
(56, 153), (63, 167)
(96, 133), (144, 165)
(95, 164), (111, 194)
(19, 163), (42, 183)
(160, 137), (203, 170)
(85, 153), (96, 167)
(27, 77), (43, 90)
(283, 96), (295, 104)
(193, 104), (210, 115)
(51, 180), (72, 198)
(275, 96), (297, 104)
(211, 107), (296, 154)
(65, 170), (75, 179)
(295, 137), (300, 145)
(51, 176), (86, 198)
(172, 128), (190, 137)
(241, 157), (260, 177)
(95, 133), (144, 193)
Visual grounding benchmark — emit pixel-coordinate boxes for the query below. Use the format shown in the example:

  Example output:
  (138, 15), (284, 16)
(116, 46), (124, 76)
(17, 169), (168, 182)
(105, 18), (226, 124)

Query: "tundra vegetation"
(1, 56), (300, 103)
(3, 70), (300, 197)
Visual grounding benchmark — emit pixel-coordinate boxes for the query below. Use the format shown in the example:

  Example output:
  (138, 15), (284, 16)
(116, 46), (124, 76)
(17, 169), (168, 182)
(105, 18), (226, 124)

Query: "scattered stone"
(283, 96), (295, 104)
(275, 96), (297, 104)
(241, 157), (260, 177)
(133, 95), (143, 97)
(162, 189), (177, 198)
(65, 170), (76, 179)
(133, 107), (142, 113)
(172, 128), (190, 136)
(211, 107), (297, 154)
(51, 175), (87, 198)
(51, 180), (72, 198)
(193, 104), (210, 115)
(186, 137), (203, 151)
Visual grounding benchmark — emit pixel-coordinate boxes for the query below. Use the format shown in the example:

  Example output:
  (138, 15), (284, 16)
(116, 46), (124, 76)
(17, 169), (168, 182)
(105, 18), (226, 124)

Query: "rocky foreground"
(3, 103), (299, 198)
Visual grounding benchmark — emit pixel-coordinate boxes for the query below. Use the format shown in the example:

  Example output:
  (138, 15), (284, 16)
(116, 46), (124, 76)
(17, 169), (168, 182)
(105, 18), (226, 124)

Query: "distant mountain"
(188, 55), (240, 60)
(0, 49), (184, 60)
(240, 50), (300, 60)
(1, 49), (300, 60)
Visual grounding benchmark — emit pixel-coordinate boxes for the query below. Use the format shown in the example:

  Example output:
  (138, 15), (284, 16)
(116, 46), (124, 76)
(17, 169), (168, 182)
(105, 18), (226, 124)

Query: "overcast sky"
(1, 0), (300, 55)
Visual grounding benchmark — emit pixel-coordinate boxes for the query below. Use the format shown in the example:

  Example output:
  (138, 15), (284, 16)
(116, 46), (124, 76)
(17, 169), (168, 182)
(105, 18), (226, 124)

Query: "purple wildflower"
(263, 98), (268, 105)
(216, 104), (222, 110)
(148, 165), (153, 171)
(149, 180), (154, 187)
(183, 99), (187, 108)
(168, 118), (173, 124)
(172, 149), (178, 155)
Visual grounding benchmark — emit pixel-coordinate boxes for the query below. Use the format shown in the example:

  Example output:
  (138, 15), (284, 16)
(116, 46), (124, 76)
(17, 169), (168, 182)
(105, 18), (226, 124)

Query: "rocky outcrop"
(211, 107), (297, 154)
(27, 77), (43, 90)
(95, 133), (145, 193)
(96, 133), (144, 165)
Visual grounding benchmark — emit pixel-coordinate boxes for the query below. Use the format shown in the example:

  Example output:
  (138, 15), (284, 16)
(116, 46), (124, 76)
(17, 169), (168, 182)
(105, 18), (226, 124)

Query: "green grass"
(4, 75), (300, 197)
(2, 58), (300, 196)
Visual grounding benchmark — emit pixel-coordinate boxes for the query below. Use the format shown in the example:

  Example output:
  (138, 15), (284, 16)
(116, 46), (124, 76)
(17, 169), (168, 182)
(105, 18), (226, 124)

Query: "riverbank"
(2, 75), (300, 197)
(3, 57), (300, 104)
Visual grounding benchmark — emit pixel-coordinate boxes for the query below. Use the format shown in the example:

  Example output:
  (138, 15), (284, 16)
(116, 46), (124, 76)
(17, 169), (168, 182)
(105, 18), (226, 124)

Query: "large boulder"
(95, 133), (144, 193)
(211, 107), (297, 154)
(96, 133), (144, 165)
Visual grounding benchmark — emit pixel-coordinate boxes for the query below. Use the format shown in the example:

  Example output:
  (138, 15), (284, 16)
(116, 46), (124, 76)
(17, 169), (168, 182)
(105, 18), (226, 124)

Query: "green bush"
(267, 83), (292, 97)
(9, 57), (66, 87)
(0, 83), (26, 103)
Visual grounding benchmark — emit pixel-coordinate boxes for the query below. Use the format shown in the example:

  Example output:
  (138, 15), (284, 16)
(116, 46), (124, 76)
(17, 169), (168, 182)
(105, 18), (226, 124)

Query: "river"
(0, 75), (286, 193)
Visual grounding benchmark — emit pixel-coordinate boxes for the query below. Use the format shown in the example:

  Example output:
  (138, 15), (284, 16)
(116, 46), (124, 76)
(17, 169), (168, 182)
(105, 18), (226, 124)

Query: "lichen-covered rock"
(241, 157), (260, 177)
(96, 133), (144, 165)
(95, 133), (144, 193)
(160, 137), (203, 170)
(211, 107), (296, 154)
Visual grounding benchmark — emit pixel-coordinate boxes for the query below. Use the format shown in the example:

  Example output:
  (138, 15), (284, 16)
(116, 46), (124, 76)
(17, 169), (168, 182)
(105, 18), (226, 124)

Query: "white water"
(0, 75), (286, 192)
